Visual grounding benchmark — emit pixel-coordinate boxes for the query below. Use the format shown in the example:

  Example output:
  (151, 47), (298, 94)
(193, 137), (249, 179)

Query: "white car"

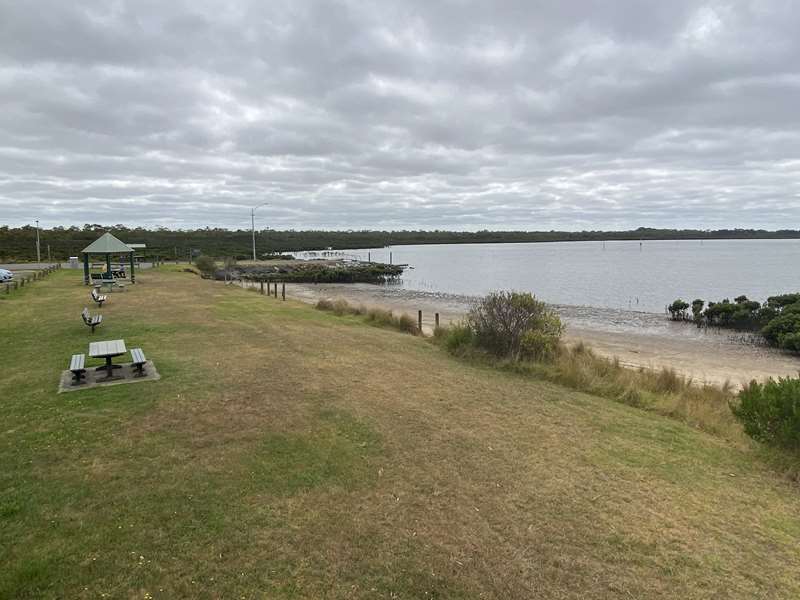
(0, 269), (13, 282)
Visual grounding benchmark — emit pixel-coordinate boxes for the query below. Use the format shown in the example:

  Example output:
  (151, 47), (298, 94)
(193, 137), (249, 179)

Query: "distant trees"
(3, 225), (800, 262)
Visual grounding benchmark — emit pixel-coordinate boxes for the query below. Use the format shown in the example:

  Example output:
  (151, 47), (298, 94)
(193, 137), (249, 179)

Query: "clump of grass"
(316, 298), (420, 335)
(434, 323), (740, 439)
(364, 306), (394, 326)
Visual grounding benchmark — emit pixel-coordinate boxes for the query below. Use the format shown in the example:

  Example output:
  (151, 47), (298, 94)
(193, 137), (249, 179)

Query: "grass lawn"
(1, 266), (799, 599)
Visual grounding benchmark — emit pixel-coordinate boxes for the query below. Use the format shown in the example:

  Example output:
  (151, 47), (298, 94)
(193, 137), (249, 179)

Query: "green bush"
(467, 291), (563, 361)
(761, 313), (800, 350)
(519, 327), (561, 362)
(732, 376), (800, 449)
(194, 255), (216, 278)
(438, 323), (475, 355)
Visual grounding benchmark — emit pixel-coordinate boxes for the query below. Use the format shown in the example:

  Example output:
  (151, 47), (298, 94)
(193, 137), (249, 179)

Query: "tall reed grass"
(436, 324), (741, 440)
(315, 298), (421, 335)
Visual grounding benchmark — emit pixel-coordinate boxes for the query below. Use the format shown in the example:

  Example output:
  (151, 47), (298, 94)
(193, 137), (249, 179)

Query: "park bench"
(69, 354), (86, 385)
(90, 289), (107, 306)
(130, 347), (147, 377)
(81, 307), (103, 333)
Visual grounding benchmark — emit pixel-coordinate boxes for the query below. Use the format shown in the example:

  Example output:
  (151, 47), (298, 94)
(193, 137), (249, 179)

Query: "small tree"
(668, 299), (690, 321)
(467, 291), (563, 361)
(691, 299), (705, 324)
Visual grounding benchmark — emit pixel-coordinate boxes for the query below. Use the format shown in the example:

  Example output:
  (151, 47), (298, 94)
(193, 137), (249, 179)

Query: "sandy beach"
(277, 282), (800, 388)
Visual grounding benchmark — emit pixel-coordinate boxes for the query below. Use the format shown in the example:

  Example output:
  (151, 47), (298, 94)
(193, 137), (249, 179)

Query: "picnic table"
(98, 279), (125, 292)
(89, 339), (127, 380)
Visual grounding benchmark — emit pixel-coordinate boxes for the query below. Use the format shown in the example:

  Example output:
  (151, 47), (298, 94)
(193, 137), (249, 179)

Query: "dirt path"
(280, 282), (800, 388)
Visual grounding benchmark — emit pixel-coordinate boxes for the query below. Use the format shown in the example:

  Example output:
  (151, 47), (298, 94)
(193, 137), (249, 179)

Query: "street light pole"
(35, 220), (41, 263)
(250, 202), (269, 261)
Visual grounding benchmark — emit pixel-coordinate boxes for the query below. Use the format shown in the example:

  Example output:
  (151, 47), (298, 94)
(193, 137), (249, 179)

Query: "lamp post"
(250, 202), (269, 261)
(35, 220), (41, 263)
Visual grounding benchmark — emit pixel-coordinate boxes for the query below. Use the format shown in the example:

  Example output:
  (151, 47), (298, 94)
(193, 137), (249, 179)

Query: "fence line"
(3, 263), (60, 296)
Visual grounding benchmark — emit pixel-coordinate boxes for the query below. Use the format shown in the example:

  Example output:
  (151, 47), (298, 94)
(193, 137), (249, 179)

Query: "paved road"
(1, 262), (156, 271)
(0, 262), (61, 271)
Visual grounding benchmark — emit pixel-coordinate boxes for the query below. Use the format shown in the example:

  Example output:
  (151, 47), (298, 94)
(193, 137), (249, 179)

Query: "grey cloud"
(0, 0), (799, 230)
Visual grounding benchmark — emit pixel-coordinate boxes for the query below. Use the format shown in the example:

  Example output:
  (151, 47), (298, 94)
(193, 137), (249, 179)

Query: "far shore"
(275, 281), (800, 389)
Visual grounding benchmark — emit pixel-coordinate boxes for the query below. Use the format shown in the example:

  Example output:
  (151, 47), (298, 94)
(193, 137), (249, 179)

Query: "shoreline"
(278, 281), (800, 388)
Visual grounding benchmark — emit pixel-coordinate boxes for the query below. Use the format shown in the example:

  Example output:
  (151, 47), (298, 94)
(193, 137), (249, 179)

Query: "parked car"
(0, 268), (14, 282)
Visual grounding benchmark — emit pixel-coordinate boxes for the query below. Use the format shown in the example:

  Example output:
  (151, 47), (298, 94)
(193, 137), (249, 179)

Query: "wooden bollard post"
(260, 281), (264, 295)
(418, 310), (423, 331)
(435, 313), (440, 328)
(273, 282), (278, 298)
(282, 282), (285, 300)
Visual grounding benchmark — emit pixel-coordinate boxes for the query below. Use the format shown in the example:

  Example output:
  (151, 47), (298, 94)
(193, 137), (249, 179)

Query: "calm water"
(302, 240), (800, 314)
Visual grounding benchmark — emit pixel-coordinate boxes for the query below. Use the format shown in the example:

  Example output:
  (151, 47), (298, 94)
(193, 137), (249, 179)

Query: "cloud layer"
(1, 0), (798, 230)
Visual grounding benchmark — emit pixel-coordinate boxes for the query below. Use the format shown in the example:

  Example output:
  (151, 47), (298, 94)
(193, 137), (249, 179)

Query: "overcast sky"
(1, 1), (798, 231)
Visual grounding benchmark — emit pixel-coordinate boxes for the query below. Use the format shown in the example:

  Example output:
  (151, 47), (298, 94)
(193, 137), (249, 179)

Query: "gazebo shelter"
(81, 232), (136, 285)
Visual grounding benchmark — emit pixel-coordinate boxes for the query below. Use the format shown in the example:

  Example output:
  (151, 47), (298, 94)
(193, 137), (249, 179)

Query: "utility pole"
(35, 220), (41, 263)
(251, 202), (269, 261)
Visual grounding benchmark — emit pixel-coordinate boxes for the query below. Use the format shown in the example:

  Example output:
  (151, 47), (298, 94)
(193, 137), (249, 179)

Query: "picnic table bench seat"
(90, 289), (107, 306)
(81, 307), (103, 333)
(69, 354), (86, 385)
(130, 347), (147, 376)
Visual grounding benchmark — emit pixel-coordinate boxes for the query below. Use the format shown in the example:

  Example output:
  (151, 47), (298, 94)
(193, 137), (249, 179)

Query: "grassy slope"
(1, 268), (799, 599)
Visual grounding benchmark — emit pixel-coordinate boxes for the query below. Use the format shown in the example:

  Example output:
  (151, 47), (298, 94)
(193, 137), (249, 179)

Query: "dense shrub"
(194, 255), (216, 278)
(519, 327), (562, 361)
(762, 313), (800, 349)
(732, 376), (800, 449)
(440, 323), (475, 355)
(231, 262), (404, 284)
(466, 291), (564, 361)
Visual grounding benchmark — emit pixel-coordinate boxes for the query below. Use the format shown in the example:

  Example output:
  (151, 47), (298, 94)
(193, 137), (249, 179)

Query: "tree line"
(2, 224), (800, 262)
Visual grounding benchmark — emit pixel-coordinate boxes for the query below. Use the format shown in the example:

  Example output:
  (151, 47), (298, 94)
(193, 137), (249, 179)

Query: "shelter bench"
(81, 307), (103, 333)
(69, 354), (86, 385)
(91, 289), (107, 307)
(131, 347), (147, 377)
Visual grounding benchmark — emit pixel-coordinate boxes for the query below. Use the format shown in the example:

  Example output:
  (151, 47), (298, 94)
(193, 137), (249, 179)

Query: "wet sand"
(281, 282), (800, 388)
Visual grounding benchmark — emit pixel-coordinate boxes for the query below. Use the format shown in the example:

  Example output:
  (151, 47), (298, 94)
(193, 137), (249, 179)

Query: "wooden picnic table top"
(89, 339), (126, 358)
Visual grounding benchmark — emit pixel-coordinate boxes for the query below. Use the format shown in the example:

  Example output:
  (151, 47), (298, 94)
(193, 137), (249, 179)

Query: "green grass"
(1, 267), (800, 598)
